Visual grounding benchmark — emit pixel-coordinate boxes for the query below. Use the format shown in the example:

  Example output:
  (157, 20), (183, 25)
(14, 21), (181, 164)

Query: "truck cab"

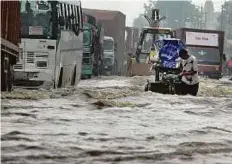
(102, 36), (116, 75)
(81, 24), (94, 79)
(174, 28), (225, 79)
(81, 13), (99, 79)
(130, 27), (173, 76)
(136, 27), (173, 63)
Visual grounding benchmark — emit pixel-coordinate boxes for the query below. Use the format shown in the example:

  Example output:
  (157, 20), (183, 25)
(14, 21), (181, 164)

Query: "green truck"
(81, 13), (103, 79)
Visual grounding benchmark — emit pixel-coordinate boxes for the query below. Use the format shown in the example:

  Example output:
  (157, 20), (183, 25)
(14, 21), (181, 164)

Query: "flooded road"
(1, 76), (232, 164)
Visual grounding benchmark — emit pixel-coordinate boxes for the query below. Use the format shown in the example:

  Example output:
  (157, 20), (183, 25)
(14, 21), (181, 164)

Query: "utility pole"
(221, 4), (224, 30)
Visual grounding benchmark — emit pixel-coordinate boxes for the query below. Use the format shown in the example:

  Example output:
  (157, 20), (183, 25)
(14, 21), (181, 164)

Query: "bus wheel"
(71, 65), (76, 86)
(58, 68), (63, 88)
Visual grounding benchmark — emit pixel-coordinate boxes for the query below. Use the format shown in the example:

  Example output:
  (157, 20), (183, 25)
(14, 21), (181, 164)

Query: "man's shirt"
(181, 55), (199, 85)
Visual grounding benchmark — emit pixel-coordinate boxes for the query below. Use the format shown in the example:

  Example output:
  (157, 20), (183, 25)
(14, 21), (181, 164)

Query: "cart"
(145, 38), (186, 94)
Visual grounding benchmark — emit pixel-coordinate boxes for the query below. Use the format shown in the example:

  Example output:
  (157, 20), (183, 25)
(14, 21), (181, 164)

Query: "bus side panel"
(58, 30), (83, 87)
(74, 32), (83, 85)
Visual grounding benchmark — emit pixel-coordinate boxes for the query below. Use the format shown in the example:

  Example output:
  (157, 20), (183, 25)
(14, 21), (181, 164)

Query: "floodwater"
(1, 76), (232, 164)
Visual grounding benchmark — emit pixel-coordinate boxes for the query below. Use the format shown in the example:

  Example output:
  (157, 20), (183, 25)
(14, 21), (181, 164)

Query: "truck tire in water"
(58, 68), (63, 88)
(1, 54), (13, 92)
(7, 64), (14, 92)
(71, 65), (76, 86)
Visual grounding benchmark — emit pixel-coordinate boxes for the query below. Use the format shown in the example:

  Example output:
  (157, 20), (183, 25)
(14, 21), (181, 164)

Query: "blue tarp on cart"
(154, 39), (186, 68)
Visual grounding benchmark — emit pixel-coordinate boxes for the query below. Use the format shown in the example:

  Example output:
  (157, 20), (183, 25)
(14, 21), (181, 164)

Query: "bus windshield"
(83, 29), (92, 46)
(187, 47), (220, 63)
(103, 40), (114, 51)
(20, 0), (53, 39)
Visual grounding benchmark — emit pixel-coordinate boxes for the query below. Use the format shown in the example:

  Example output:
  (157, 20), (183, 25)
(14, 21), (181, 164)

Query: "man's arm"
(181, 71), (197, 76)
(180, 59), (198, 76)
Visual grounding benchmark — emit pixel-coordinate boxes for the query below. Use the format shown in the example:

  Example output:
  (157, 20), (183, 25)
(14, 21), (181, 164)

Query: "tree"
(133, 0), (202, 29)
(133, 14), (149, 28)
(218, 0), (232, 39)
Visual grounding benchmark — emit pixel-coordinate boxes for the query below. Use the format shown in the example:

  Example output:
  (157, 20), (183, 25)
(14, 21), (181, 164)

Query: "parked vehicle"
(132, 9), (173, 76)
(132, 27), (173, 76)
(1, 1), (20, 91)
(125, 27), (140, 58)
(92, 21), (104, 77)
(81, 14), (96, 79)
(102, 36), (116, 75)
(83, 8), (126, 75)
(14, 1), (83, 89)
(174, 28), (225, 79)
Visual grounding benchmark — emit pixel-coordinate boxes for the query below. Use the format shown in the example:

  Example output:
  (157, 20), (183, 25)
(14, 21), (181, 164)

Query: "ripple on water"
(1, 76), (232, 163)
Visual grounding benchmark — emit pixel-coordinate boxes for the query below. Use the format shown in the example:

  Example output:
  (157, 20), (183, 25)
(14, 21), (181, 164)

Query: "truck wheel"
(1, 54), (7, 91)
(7, 64), (14, 92)
(71, 65), (76, 86)
(155, 66), (160, 81)
(144, 83), (149, 91)
(58, 68), (63, 88)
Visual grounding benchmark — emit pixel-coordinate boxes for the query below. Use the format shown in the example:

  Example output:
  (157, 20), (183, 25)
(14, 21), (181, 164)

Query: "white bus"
(14, 0), (83, 89)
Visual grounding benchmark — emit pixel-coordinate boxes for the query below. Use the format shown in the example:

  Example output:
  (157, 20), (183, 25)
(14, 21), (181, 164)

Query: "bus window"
(79, 6), (83, 29)
(74, 6), (78, 27)
(77, 6), (80, 29)
(71, 5), (75, 25)
(20, 1), (52, 38)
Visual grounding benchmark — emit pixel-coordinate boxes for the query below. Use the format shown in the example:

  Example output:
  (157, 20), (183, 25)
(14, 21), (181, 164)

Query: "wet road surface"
(1, 76), (232, 164)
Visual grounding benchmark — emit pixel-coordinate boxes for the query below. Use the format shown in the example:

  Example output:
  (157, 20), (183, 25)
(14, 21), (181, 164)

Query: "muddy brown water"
(1, 76), (232, 164)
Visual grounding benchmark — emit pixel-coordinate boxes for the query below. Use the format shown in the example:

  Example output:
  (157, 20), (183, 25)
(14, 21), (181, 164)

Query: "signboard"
(186, 31), (219, 47)
(29, 26), (43, 35)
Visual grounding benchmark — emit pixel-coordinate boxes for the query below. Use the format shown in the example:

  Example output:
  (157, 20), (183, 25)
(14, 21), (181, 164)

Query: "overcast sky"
(82, 0), (224, 26)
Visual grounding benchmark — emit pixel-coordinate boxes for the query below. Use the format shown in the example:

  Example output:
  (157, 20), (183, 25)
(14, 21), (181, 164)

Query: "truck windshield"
(141, 33), (171, 53)
(83, 29), (91, 46)
(187, 47), (220, 63)
(103, 40), (114, 51)
(20, 0), (53, 39)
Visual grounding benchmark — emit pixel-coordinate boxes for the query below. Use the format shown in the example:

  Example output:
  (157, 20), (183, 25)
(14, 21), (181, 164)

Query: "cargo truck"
(174, 28), (225, 79)
(81, 13), (104, 79)
(83, 8), (126, 75)
(101, 36), (116, 75)
(1, 1), (20, 91)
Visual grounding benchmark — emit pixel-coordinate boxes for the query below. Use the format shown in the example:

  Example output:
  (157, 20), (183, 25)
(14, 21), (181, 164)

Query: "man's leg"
(179, 82), (188, 95)
(188, 83), (199, 96)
